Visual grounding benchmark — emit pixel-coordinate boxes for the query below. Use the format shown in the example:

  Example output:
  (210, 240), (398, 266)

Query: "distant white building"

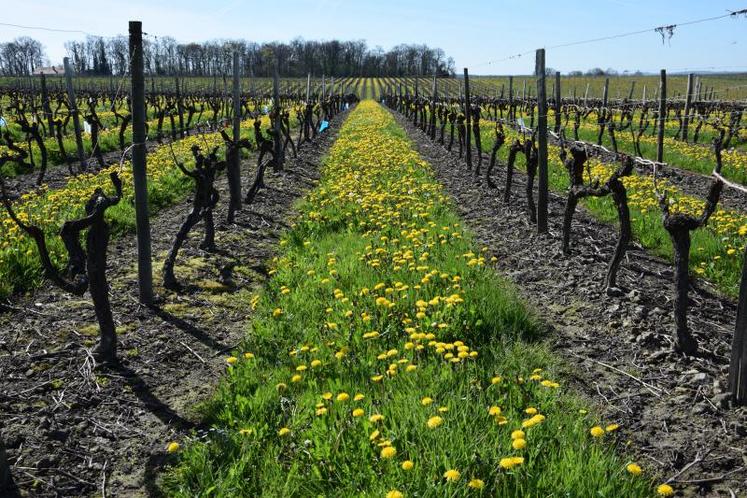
(33, 65), (63, 75)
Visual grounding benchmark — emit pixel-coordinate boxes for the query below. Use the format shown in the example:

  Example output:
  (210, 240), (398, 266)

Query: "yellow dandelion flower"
(656, 484), (674, 496)
(443, 469), (461, 482)
(380, 446), (397, 459)
(626, 463), (642, 475)
(427, 416), (443, 429)
(590, 426), (605, 438)
(512, 438), (527, 450)
(468, 478), (485, 489)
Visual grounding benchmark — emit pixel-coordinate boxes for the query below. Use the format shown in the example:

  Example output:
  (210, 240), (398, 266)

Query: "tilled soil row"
(393, 110), (747, 497)
(0, 109), (347, 497)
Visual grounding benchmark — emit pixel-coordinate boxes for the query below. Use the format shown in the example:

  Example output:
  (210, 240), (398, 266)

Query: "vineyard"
(1, 10), (747, 498)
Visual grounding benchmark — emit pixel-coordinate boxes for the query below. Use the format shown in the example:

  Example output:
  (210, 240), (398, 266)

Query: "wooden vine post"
(463, 68), (472, 170)
(596, 77), (609, 145)
(508, 75), (514, 122)
(730, 247), (747, 405)
(554, 71), (561, 133)
(40, 74), (55, 140)
(535, 49), (549, 233)
(175, 76), (185, 138)
(657, 69), (666, 163)
(129, 20), (154, 305)
(273, 61), (284, 171)
(682, 73), (694, 142)
(226, 51), (243, 222)
(63, 56), (87, 172)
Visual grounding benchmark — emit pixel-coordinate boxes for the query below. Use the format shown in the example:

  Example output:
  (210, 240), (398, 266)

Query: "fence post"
(597, 77), (609, 145)
(40, 74), (55, 137)
(628, 80), (636, 100)
(657, 69), (667, 163)
(273, 61), (283, 171)
(63, 57), (87, 172)
(227, 51), (242, 222)
(682, 73), (694, 143)
(306, 73), (311, 101)
(554, 71), (561, 133)
(430, 74), (437, 140)
(175, 76), (184, 138)
(129, 21), (153, 305)
(463, 67), (472, 170)
(583, 82), (590, 107)
(508, 75), (514, 121)
(535, 49), (549, 234)
(729, 246), (747, 406)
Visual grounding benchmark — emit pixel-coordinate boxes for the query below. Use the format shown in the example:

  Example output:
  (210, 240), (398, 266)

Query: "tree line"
(0, 35), (456, 78)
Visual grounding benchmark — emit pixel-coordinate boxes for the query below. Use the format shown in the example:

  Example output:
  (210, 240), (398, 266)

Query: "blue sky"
(2, 0), (745, 74)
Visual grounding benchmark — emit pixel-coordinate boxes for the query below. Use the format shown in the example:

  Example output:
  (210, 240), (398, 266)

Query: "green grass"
(161, 101), (655, 497)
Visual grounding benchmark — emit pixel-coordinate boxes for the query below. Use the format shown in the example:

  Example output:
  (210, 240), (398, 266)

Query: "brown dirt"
(392, 110), (747, 498)
(0, 110), (346, 497)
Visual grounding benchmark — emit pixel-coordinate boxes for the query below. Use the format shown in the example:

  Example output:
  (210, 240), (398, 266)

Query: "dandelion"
(443, 469), (461, 482)
(226, 356), (238, 365)
(369, 414), (384, 423)
(336, 392), (350, 402)
(386, 491), (403, 498)
(273, 308), (283, 318)
(524, 407), (538, 415)
(354, 393), (365, 401)
(380, 446), (397, 459)
(276, 383), (287, 391)
(605, 423), (619, 432)
(626, 463), (642, 475)
(352, 408), (365, 417)
(311, 359), (322, 368)
(278, 427), (291, 437)
(511, 430), (525, 440)
(322, 392), (333, 400)
(590, 426), (605, 438)
(499, 457), (524, 470)
(468, 479), (485, 489)
(243, 352), (255, 360)
(488, 405), (501, 416)
(421, 397), (434, 406)
(512, 438), (527, 450)
(291, 374), (302, 383)
(656, 484), (674, 496)
(491, 376), (502, 384)
(427, 416), (443, 429)
(166, 442), (180, 453)
(401, 460), (414, 470)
